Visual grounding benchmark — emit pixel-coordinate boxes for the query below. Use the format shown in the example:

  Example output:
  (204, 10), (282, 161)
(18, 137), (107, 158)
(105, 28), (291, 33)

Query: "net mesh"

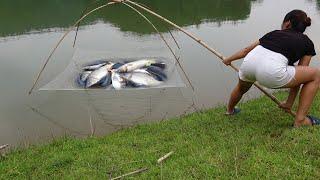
(36, 48), (194, 131)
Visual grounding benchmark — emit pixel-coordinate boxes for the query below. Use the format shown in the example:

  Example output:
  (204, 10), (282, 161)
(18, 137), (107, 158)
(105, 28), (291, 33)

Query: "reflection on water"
(1, 0), (320, 147)
(0, 0), (257, 37)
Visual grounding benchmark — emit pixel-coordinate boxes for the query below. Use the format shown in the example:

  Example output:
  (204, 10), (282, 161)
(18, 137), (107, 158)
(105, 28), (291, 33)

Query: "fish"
(133, 66), (167, 81)
(132, 69), (149, 74)
(100, 74), (112, 87)
(122, 71), (163, 87)
(111, 72), (127, 90)
(145, 66), (167, 81)
(83, 61), (108, 71)
(77, 71), (92, 87)
(80, 71), (92, 82)
(150, 62), (166, 69)
(116, 59), (156, 73)
(77, 59), (167, 89)
(86, 64), (113, 88)
(111, 62), (124, 70)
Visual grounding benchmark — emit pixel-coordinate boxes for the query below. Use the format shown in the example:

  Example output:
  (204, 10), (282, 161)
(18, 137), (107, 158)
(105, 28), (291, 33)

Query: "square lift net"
(37, 49), (194, 128)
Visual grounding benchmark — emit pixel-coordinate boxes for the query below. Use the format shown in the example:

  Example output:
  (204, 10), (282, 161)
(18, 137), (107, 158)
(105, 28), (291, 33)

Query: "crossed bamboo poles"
(28, 0), (296, 117)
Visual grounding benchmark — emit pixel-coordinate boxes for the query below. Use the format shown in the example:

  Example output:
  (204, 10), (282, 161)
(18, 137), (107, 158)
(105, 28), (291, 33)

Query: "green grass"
(1, 92), (320, 179)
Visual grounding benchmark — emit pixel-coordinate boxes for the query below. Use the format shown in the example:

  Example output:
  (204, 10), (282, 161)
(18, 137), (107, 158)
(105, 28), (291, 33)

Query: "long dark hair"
(283, 10), (311, 33)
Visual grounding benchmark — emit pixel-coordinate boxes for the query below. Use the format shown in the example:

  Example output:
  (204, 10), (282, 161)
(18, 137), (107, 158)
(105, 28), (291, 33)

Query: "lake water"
(1, 0), (320, 147)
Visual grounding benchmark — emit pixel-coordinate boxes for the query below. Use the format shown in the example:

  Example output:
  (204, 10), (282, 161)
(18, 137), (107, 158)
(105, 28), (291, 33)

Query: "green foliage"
(1, 92), (320, 179)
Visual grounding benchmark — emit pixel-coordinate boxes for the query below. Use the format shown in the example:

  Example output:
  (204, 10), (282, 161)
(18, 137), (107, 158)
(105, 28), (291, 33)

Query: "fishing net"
(36, 47), (194, 129)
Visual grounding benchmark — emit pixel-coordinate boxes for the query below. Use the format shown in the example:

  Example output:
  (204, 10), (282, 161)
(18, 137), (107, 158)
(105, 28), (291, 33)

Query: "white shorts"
(239, 45), (296, 89)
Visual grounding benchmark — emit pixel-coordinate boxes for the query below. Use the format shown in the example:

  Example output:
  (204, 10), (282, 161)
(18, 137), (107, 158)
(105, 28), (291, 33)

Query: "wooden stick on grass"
(157, 151), (174, 164)
(125, 0), (296, 117)
(157, 151), (173, 180)
(110, 167), (148, 180)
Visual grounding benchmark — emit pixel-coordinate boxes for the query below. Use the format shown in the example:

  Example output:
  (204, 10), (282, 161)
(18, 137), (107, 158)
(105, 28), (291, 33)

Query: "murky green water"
(1, 0), (319, 147)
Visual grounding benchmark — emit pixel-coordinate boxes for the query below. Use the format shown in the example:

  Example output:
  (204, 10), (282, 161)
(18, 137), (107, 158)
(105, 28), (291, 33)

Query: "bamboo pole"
(28, 2), (117, 95)
(125, 0), (296, 117)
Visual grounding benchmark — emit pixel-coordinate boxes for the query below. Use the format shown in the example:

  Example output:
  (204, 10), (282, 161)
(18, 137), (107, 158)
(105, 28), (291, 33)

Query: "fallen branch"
(157, 151), (174, 164)
(110, 167), (148, 180)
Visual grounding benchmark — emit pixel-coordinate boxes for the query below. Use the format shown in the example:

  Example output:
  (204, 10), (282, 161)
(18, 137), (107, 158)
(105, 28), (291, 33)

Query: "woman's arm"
(298, 55), (312, 66)
(280, 55), (313, 111)
(223, 40), (260, 65)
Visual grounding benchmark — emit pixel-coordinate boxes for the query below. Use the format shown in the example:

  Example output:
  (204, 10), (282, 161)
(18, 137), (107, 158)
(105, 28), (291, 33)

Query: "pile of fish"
(77, 59), (167, 89)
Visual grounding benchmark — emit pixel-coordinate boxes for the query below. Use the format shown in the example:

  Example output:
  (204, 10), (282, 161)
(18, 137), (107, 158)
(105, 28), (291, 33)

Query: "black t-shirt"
(259, 29), (316, 65)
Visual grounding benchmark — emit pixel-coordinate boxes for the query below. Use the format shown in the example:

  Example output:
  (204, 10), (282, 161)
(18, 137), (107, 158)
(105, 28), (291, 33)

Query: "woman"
(223, 10), (318, 127)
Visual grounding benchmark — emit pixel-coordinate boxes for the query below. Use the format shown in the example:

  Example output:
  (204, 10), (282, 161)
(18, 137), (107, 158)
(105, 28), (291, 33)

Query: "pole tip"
(111, 0), (125, 3)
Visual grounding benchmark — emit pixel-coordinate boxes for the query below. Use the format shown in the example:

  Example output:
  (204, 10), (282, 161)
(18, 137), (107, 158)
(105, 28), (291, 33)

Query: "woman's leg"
(227, 80), (253, 114)
(282, 66), (320, 127)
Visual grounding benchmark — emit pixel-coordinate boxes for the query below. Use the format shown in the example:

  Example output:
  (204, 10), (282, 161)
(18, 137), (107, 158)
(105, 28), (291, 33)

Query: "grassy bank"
(1, 92), (320, 179)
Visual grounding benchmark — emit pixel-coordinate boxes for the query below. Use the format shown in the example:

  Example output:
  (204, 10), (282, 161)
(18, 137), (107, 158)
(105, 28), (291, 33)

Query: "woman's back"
(259, 29), (316, 65)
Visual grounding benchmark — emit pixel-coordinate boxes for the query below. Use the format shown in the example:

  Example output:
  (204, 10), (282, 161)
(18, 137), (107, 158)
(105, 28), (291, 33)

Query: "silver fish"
(77, 71), (92, 87)
(132, 69), (149, 74)
(112, 72), (126, 90)
(80, 71), (92, 82)
(150, 62), (166, 69)
(133, 67), (167, 81)
(111, 62), (125, 70)
(100, 74), (112, 87)
(86, 64), (113, 88)
(145, 66), (167, 81)
(116, 59), (156, 73)
(83, 62), (107, 71)
(122, 71), (162, 87)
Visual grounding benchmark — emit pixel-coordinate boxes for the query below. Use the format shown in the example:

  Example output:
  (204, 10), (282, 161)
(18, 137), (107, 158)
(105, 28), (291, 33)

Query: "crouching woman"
(223, 10), (319, 127)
